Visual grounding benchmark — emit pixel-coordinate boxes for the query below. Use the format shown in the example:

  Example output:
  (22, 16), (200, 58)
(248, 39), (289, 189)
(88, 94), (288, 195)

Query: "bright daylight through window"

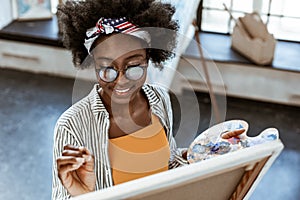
(201, 0), (300, 42)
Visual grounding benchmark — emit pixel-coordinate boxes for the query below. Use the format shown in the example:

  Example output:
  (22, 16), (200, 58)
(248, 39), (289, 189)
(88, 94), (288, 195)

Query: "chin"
(110, 86), (138, 105)
(99, 78), (146, 106)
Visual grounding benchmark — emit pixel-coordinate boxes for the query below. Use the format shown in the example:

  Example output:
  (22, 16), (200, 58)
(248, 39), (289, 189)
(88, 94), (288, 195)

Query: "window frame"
(197, 0), (300, 43)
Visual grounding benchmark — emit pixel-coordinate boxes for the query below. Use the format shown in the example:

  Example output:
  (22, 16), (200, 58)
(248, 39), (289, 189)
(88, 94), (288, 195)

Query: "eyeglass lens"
(98, 66), (145, 82)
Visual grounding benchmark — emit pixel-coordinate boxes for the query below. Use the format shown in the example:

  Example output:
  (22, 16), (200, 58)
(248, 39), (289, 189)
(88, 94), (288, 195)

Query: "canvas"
(14, 0), (52, 21)
(72, 120), (284, 200)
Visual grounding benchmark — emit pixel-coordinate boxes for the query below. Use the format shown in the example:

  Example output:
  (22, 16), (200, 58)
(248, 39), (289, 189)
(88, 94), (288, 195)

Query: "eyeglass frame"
(95, 62), (148, 83)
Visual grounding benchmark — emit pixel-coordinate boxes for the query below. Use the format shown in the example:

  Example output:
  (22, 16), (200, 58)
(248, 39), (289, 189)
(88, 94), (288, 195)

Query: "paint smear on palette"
(187, 120), (279, 163)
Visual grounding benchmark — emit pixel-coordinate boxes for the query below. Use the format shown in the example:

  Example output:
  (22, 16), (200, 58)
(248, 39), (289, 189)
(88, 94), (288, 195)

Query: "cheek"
(139, 73), (147, 85)
(130, 73), (147, 91)
(139, 70), (147, 84)
(98, 78), (114, 93)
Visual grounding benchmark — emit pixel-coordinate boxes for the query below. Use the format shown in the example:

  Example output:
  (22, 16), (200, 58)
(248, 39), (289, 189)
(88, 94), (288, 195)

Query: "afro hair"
(57, 0), (179, 69)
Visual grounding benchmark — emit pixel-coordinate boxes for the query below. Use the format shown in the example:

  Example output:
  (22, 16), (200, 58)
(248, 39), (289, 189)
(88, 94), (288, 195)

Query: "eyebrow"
(95, 54), (146, 62)
(125, 54), (146, 61)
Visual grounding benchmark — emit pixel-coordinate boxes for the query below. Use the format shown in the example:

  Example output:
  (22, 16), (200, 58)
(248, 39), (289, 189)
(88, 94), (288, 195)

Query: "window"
(51, 0), (59, 13)
(200, 0), (300, 42)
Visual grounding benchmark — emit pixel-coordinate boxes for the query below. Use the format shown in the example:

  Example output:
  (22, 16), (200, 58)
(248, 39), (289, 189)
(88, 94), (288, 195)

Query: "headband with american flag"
(84, 17), (151, 54)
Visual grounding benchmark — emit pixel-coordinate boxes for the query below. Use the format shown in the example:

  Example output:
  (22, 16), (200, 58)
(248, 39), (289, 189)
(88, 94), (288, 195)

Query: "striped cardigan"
(52, 83), (186, 200)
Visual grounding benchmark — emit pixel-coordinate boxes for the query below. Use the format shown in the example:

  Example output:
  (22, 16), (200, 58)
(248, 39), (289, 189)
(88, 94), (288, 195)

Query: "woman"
(52, 0), (187, 199)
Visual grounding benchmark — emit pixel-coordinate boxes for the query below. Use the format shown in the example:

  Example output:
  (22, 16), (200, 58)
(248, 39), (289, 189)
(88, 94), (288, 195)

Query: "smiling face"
(92, 34), (148, 106)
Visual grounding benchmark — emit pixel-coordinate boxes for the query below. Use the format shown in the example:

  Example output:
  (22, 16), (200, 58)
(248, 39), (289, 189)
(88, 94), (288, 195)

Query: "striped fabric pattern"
(86, 17), (139, 40)
(84, 17), (151, 54)
(52, 83), (187, 200)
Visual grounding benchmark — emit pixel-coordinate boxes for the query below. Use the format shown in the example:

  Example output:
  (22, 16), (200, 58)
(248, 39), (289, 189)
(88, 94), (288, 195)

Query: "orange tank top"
(108, 114), (170, 185)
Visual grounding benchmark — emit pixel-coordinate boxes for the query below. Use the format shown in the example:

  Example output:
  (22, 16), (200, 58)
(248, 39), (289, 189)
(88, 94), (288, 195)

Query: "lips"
(114, 87), (131, 96)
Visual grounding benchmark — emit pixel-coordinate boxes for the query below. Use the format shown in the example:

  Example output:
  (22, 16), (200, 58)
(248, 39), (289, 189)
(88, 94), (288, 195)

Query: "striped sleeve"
(51, 123), (80, 200)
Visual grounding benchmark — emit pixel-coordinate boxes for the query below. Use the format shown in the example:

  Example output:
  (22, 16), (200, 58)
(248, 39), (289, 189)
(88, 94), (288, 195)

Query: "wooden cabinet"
(172, 57), (300, 107)
(0, 39), (75, 77)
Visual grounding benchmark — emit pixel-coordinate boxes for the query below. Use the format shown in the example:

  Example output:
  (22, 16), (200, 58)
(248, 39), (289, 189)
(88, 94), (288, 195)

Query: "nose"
(115, 71), (129, 85)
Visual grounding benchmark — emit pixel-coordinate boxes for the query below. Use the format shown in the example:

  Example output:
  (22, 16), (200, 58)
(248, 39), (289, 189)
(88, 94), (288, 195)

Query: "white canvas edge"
(72, 140), (284, 200)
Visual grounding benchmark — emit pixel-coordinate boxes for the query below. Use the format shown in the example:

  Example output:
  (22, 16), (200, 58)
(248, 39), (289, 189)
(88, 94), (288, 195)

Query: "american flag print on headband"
(114, 18), (139, 33)
(84, 17), (150, 54)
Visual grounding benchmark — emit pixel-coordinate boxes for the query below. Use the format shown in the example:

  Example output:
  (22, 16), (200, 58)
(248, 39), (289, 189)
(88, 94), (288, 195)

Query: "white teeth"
(115, 88), (130, 93)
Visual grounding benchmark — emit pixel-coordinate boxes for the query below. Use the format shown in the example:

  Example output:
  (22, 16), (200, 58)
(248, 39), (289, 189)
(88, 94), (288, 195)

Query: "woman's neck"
(99, 89), (151, 137)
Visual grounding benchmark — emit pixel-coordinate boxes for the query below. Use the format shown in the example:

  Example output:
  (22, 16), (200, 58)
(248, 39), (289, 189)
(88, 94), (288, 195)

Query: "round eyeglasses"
(96, 64), (147, 83)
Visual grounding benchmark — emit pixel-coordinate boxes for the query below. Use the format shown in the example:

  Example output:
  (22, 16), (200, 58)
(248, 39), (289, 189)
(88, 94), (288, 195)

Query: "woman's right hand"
(56, 145), (96, 196)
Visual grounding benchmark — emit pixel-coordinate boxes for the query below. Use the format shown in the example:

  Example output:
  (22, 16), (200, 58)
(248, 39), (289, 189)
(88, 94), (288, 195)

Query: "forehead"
(92, 34), (147, 61)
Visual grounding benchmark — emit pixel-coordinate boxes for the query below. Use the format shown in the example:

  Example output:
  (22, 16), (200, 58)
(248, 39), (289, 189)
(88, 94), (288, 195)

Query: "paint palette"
(187, 120), (279, 164)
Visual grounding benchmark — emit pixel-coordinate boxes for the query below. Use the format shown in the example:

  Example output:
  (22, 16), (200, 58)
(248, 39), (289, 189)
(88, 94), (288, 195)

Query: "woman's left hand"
(182, 150), (188, 160)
